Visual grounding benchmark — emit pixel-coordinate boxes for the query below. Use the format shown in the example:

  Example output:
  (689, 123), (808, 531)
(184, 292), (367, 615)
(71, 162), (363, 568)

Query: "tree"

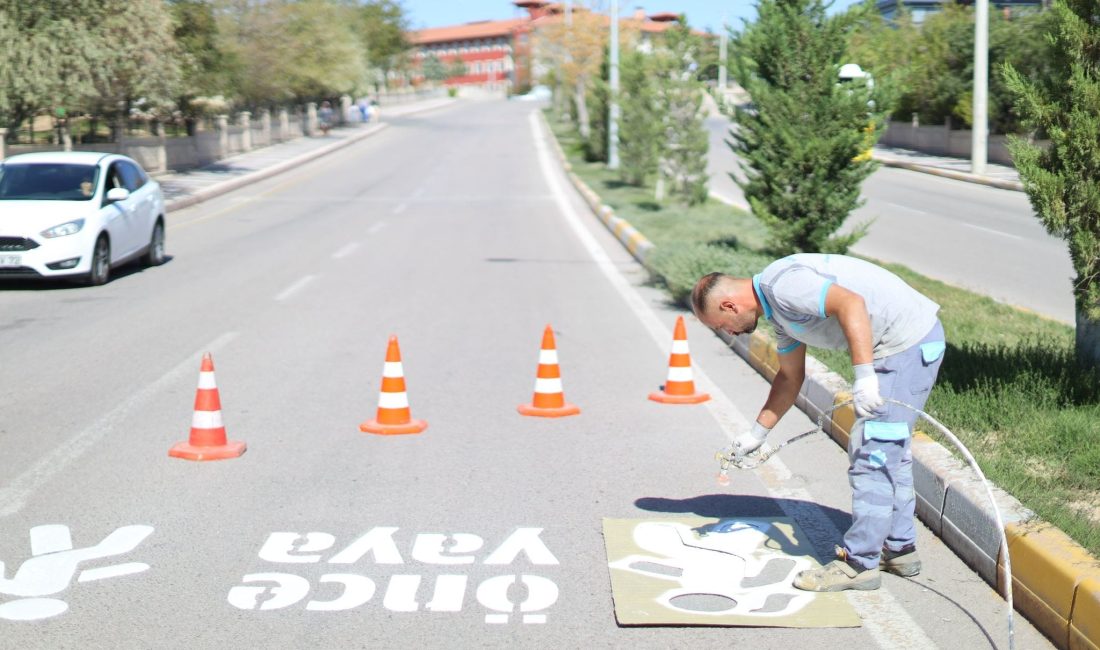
(89, 0), (183, 124)
(1004, 0), (1100, 365)
(359, 0), (410, 90)
(536, 6), (608, 140)
(217, 0), (366, 106)
(618, 50), (660, 185)
(0, 1), (104, 135)
(422, 54), (448, 84)
(731, 0), (887, 254)
(584, 49), (610, 163)
(170, 0), (238, 120)
(652, 19), (709, 205)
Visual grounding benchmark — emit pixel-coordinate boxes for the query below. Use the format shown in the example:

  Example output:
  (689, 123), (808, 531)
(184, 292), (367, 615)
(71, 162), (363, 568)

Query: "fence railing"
(0, 99), (370, 174)
(878, 120), (1048, 168)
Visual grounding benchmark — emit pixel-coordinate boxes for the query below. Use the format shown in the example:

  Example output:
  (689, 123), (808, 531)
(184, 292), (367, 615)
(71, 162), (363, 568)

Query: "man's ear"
(719, 298), (737, 314)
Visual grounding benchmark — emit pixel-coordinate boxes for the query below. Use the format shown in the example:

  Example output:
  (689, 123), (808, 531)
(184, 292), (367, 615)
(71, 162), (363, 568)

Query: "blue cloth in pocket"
(865, 420), (910, 442)
(920, 341), (946, 364)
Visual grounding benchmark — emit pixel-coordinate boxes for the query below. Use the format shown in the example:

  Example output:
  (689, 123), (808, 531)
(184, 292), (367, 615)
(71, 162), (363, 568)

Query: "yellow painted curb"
(1071, 578), (1100, 650)
(829, 391), (855, 450)
(747, 332), (776, 381)
(1000, 522), (1100, 648)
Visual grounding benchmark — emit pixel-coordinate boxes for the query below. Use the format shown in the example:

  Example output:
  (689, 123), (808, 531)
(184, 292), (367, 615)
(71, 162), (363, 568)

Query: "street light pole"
(718, 15), (728, 92)
(971, 0), (989, 175)
(608, 0), (621, 170)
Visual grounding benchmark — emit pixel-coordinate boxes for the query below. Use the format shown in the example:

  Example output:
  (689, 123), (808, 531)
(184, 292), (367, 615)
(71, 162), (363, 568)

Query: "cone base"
(649, 390), (711, 404)
(517, 402), (580, 418)
(360, 419), (427, 435)
(168, 440), (247, 461)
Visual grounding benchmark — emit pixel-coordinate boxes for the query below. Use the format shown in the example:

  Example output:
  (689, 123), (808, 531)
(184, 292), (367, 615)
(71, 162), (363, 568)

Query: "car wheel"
(86, 235), (110, 286)
(143, 220), (166, 267)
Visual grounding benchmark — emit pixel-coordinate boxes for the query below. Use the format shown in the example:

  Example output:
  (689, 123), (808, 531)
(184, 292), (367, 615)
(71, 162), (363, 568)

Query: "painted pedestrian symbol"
(0, 524), (154, 621)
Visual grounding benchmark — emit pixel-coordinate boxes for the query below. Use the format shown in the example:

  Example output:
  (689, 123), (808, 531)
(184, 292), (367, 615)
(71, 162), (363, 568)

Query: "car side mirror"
(105, 187), (130, 203)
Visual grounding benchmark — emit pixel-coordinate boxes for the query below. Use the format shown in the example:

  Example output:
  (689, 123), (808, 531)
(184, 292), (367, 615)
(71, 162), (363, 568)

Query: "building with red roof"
(408, 2), (687, 96)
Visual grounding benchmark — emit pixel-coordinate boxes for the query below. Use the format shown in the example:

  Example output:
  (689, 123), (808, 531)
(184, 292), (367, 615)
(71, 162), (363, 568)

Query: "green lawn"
(548, 112), (1100, 557)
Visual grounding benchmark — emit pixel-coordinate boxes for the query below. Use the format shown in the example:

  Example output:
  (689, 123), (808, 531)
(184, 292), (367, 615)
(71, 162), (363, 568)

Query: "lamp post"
(608, 0), (620, 170)
(971, 0), (989, 175)
(718, 15), (728, 92)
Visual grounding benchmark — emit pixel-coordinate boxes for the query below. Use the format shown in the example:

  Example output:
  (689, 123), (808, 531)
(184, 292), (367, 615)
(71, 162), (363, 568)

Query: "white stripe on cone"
(197, 372), (217, 389)
(666, 366), (695, 382)
(382, 362), (404, 378)
(534, 378), (564, 394)
(671, 340), (690, 354)
(378, 392), (410, 409)
(191, 410), (225, 429)
(538, 350), (559, 365)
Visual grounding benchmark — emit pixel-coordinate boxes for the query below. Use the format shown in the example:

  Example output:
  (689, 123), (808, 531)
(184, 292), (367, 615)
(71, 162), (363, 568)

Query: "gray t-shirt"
(754, 254), (940, 359)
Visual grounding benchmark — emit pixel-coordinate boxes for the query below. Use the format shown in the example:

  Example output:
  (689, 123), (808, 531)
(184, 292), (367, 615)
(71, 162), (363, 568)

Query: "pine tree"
(584, 50), (610, 163)
(731, 0), (886, 254)
(1004, 0), (1100, 366)
(618, 50), (659, 186)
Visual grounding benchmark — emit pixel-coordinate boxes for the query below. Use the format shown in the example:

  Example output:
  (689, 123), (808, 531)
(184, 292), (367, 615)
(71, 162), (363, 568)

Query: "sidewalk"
(160, 96), (456, 212)
(872, 144), (1023, 191)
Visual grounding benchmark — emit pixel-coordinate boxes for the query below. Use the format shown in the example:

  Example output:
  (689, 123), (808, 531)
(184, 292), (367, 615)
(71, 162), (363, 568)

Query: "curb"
(540, 111), (1100, 650)
(874, 156), (1025, 192)
(165, 98), (457, 214)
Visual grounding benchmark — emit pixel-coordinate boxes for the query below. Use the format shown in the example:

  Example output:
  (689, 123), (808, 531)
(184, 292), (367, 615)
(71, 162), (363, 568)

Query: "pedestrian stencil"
(0, 524), (154, 621)
(603, 517), (859, 627)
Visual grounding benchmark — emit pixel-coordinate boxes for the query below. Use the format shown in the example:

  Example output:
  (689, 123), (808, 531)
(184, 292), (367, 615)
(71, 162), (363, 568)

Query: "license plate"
(0, 254), (21, 267)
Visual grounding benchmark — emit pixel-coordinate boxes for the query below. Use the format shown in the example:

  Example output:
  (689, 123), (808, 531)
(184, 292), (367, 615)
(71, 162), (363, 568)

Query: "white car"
(0, 152), (166, 285)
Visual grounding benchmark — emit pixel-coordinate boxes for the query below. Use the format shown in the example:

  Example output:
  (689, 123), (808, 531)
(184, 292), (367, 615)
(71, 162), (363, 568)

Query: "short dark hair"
(691, 272), (726, 317)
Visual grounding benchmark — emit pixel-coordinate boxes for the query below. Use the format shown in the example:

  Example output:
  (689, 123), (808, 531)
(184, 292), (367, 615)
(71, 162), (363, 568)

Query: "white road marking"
(332, 242), (361, 259)
(529, 110), (936, 649)
(275, 275), (317, 302)
(392, 202), (408, 214)
(368, 222), (387, 234)
(961, 222), (1024, 241)
(881, 200), (930, 216)
(0, 335), (238, 518)
(77, 563), (150, 583)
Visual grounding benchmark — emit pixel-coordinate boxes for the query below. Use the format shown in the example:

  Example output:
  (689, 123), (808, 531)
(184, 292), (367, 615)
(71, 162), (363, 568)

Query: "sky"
(400, 0), (865, 35)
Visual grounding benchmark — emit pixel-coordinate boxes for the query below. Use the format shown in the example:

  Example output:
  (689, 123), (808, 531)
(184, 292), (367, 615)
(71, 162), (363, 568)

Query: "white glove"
(852, 363), (885, 417)
(733, 422), (771, 458)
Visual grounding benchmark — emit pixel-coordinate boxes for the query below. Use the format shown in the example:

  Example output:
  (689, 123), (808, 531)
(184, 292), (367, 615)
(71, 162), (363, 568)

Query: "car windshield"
(0, 163), (100, 201)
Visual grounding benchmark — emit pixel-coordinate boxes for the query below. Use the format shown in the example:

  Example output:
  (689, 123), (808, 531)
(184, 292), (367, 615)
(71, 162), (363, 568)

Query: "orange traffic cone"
(518, 325), (580, 417)
(361, 335), (428, 435)
(649, 316), (710, 404)
(169, 353), (247, 461)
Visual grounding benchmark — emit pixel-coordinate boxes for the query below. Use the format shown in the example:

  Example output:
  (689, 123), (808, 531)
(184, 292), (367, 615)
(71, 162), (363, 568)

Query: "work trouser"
(842, 320), (946, 570)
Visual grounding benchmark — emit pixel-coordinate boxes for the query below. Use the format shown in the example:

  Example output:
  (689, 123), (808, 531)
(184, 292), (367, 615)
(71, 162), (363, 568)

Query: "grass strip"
(547, 111), (1100, 557)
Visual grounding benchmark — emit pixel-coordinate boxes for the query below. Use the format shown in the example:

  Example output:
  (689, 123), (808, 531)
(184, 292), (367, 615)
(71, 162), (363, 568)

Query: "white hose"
(717, 398), (1015, 650)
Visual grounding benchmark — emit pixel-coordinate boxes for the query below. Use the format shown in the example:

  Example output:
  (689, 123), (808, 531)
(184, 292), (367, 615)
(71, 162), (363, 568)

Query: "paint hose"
(716, 398), (1015, 650)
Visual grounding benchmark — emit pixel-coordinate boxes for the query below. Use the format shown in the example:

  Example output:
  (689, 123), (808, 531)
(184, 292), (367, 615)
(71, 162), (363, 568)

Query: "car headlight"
(41, 219), (85, 238)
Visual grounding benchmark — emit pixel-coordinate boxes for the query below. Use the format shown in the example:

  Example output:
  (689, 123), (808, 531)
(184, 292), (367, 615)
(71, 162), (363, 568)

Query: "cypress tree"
(731, 0), (886, 254)
(618, 50), (659, 186)
(1004, 0), (1100, 365)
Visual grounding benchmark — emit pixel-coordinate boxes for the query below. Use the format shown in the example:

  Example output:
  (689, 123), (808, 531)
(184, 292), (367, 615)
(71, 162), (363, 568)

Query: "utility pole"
(971, 0), (989, 175)
(718, 15), (728, 92)
(608, 0), (620, 170)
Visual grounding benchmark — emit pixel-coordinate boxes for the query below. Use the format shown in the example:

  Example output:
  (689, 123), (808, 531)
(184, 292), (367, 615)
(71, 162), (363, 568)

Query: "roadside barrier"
(169, 353), (247, 461)
(517, 325), (580, 418)
(648, 316), (710, 404)
(361, 336), (428, 435)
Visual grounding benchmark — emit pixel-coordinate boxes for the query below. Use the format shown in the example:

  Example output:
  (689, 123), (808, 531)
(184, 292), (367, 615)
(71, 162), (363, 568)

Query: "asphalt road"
(706, 116), (1077, 324)
(0, 100), (1051, 649)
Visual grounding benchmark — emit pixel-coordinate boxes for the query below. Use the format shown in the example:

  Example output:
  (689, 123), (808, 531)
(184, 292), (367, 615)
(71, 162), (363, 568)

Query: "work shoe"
(880, 545), (922, 577)
(793, 549), (881, 592)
